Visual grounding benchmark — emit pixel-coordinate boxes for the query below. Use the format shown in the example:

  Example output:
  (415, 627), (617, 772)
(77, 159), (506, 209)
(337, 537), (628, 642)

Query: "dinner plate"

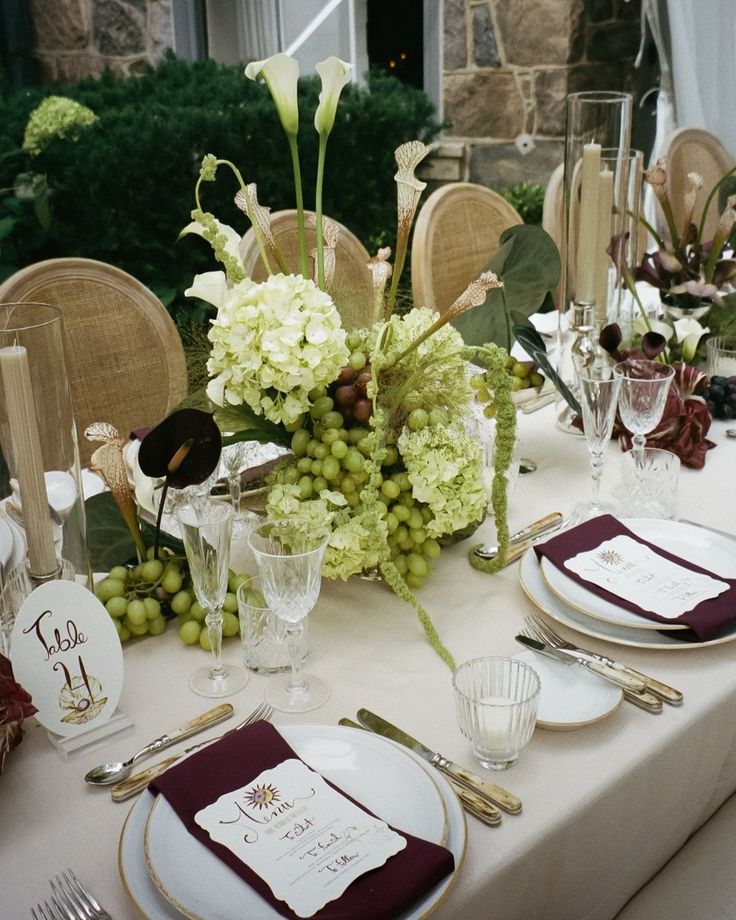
(119, 724), (466, 920)
(520, 547), (736, 650)
(513, 649), (623, 730)
(538, 518), (736, 631)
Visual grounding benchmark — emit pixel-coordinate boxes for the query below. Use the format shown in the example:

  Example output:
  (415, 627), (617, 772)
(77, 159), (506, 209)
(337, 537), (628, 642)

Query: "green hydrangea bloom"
(23, 96), (97, 156)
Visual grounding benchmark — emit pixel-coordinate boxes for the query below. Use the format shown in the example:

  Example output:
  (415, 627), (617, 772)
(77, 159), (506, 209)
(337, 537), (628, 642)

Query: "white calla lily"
(674, 317), (709, 362)
(633, 317), (674, 341)
(314, 57), (352, 136)
(185, 271), (230, 309)
(180, 217), (243, 266)
(245, 53), (299, 136)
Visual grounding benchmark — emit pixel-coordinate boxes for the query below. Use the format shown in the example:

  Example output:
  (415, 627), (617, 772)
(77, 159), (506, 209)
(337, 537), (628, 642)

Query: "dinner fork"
(111, 701), (274, 801)
(40, 870), (110, 920)
(526, 614), (682, 706)
(522, 615), (664, 713)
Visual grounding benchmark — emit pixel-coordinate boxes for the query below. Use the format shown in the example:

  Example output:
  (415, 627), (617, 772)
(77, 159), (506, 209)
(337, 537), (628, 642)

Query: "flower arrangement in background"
(183, 52), (517, 668)
(22, 96), (98, 157)
(0, 653), (37, 774)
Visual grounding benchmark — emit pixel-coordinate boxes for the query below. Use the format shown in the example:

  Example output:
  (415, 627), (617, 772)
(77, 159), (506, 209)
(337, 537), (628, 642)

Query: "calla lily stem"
(288, 135), (310, 278)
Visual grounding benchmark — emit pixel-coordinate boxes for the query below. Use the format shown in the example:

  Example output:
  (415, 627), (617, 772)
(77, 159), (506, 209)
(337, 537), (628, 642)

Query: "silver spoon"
(84, 703), (233, 785)
(474, 512), (563, 560)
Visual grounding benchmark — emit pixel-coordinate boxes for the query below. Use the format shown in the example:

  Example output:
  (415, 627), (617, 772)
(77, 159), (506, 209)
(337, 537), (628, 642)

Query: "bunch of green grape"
(173, 570), (251, 651)
(471, 357), (545, 417)
(282, 337), (443, 589)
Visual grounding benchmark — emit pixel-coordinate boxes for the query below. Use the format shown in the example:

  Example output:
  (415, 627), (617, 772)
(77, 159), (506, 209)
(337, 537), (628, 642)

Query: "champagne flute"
(569, 365), (621, 524)
(178, 499), (248, 697)
(613, 359), (675, 463)
(219, 439), (250, 519)
(248, 523), (328, 713)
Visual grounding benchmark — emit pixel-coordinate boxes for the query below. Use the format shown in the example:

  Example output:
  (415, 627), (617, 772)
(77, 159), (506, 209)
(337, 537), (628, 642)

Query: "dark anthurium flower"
(138, 408), (222, 554)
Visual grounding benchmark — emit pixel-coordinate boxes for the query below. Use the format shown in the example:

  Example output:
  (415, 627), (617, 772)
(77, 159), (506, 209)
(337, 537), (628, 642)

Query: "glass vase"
(0, 303), (90, 613)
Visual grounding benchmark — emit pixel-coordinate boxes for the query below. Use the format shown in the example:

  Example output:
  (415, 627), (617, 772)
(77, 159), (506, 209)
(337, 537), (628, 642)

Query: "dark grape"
(335, 385), (357, 407)
(353, 399), (372, 422)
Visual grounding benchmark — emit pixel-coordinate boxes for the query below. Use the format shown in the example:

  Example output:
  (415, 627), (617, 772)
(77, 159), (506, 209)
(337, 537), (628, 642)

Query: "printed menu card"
(151, 720), (454, 920)
(535, 515), (736, 641)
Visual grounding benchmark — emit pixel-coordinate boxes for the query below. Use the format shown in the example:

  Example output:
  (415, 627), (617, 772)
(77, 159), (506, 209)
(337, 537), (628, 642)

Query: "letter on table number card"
(10, 581), (124, 736)
(564, 535), (729, 619)
(195, 758), (407, 918)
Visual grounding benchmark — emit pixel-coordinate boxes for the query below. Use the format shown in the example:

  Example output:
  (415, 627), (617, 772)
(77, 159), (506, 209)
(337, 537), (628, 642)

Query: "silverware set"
(517, 614), (683, 713)
(474, 511), (564, 562)
(32, 870), (110, 920)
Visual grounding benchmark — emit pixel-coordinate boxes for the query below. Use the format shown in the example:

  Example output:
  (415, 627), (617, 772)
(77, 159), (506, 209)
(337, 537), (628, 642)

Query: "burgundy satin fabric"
(151, 720), (455, 919)
(534, 515), (736, 641)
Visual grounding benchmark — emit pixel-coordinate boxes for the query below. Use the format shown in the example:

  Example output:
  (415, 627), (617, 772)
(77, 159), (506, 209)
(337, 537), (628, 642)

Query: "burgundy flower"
(0, 653), (37, 773)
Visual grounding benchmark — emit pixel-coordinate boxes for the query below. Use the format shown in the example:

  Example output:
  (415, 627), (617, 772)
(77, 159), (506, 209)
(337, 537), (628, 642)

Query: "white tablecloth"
(3, 407), (736, 919)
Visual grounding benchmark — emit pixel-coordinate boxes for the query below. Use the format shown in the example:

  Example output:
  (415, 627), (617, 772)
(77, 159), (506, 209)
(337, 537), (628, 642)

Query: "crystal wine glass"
(248, 523), (329, 713)
(177, 499), (248, 697)
(613, 359), (675, 463)
(569, 365), (621, 524)
(219, 439), (251, 519)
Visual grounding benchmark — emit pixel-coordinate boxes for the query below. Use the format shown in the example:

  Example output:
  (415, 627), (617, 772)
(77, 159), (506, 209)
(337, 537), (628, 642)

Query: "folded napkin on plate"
(150, 720), (454, 920)
(534, 515), (736, 641)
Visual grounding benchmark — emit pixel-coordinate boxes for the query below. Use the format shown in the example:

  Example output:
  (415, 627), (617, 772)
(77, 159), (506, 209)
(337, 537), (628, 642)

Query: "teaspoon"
(84, 703), (233, 785)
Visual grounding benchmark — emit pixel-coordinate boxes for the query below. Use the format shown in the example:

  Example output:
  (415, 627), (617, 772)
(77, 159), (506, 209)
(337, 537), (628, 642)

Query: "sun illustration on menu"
(245, 782), (281, 810)
(598, 548), (624, 566)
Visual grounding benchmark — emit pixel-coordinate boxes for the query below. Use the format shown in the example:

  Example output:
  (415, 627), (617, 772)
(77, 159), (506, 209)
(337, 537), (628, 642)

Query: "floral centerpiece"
(0, 653), (37, 774)
(182, 53), (517, 669)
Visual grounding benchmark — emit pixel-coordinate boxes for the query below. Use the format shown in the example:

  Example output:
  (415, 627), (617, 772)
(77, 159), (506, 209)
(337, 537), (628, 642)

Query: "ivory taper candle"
(0, 344), (58, 576)
(593, 168), (614, 324)
(575, 142), (601, 304)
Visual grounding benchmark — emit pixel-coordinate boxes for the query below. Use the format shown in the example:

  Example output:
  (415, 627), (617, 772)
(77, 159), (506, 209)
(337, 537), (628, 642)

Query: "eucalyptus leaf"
(513, 323), (581, 416)
(452, 225), (561, 351)
(85, 492), (183, 571)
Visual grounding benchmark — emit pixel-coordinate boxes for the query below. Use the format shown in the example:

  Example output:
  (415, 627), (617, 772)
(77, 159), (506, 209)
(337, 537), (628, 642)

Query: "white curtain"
(239, 0), (280, 60)
(665, 0), (736, 157)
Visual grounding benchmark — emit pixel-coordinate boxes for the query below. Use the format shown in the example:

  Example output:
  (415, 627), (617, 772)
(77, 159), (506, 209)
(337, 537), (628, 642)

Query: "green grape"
(530, 371), (544, 387)
(310, 459), (323, 477)
(199, 629), (212, 652)
(298, 475), (314, 499)
(393, 504), (410, 522)
(143, 597), (161, 620)
(283, 466), (300, 485)
(407, 553), (429, 578)
(161, 565), (182, 594)
(297, 456), (313, 474)
(310, 395), (335, 419)
(223, 592), (238, 614)
(126, 599), (147, 627)
(148, 616), (167, 636)
(179, 619), (201, 645)
(407, 408), (429, 431)
(407, 508), (424, 530)
(313, 443), (329, 460)
(322, 410), (344, 430)
(383, 446), (399, 466)
(306, 438), (321, 457)
(109, 565), (129, 582)
(422, 538), (441, 560)
(291, 428), (310, 456)
(330, 439), (348, 459)
(405, 572), (424, 590)
(385, 512), (399, 533)
(228, 572), (251, 594)
(313, 475), (328, 493)
(510, 376), (525, 392)
(127, 620), (149, 636)
(343, 448), (363, 473)
(96, 577), (125, 603)
(345, 492), (360, 507)
(346, 332), (363, 351)
(106, 596), (128, 618)
(322, 456), (340, 481)
(222, 611), (240, 638)
(394, 525), (409, 544)
(171, 590), (193, 616)
(322, 428), (341, 445)
(356, 437), (373, 457)
(348, 350), (367, 370)
(189, 601), (206, 623)
(347, 427), (369, 444)
(410, 527), (427, 544)
(340, 474), (357, 493)
(511, 362), (531, 379)
(118, 624), (131, 643)
(394, 554), (409, 576)
(381, 480), (401, 501)
(141, 559), (164, 583)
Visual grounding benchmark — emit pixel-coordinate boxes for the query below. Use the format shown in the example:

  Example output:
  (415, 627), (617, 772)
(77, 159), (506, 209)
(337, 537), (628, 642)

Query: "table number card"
(10, 581), (123, 737)
(564, 535), (729, 619)
(195, 758), (407, 918)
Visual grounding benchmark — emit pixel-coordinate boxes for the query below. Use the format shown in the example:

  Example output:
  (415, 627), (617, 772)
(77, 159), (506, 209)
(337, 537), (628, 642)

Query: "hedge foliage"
(0, 54), (441, 324)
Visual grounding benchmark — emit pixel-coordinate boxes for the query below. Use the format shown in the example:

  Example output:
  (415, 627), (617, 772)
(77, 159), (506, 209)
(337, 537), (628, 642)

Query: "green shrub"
(0, 55), (440, 324)
(499, 181), (545, 226)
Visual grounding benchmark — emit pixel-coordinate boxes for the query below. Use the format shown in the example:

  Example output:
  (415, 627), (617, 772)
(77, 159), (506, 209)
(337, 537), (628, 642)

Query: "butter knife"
(474, 512), (563, 560)
(514, 635), (647, 692)
(567, 649), (682, 706)
(338, 718), (502, 827)
(356, 709), (522, 814)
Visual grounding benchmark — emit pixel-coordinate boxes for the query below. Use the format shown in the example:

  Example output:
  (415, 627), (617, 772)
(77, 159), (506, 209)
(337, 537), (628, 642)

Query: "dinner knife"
(337, 718), (502, 827)
(356, 709), (522, 815)
(567, 648), (683, 706)
(474, 512), (563, 560)
(514, 635), (647, 692)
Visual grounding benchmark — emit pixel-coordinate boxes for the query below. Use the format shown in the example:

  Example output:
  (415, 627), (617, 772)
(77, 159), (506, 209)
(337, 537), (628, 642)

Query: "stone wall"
(29, 0), (174, 82)
(442, 0), (643, 190)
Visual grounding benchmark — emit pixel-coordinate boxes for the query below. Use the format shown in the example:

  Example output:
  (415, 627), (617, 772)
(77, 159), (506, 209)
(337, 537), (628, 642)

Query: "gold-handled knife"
(338, 719), (502, 827)
(356, 709), (522, 815)
(515, 635), (648, 692)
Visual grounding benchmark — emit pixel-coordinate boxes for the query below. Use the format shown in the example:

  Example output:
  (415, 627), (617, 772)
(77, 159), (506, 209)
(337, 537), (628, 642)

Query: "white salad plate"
(120, 724), (466, 920)
(538, 518), (736, 631)
(520, 545), (736, 651)
(513, 649), (623, 730)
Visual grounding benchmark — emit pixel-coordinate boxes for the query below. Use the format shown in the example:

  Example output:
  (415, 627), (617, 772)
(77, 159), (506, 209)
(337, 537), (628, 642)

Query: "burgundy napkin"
(534, 515), (736, 642)
(150, 720), (455, 920)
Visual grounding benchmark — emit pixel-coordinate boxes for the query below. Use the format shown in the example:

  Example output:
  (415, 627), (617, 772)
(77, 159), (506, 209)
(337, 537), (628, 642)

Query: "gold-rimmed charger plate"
(538, 518), (736, 631)
(120, 724), (465, 920)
